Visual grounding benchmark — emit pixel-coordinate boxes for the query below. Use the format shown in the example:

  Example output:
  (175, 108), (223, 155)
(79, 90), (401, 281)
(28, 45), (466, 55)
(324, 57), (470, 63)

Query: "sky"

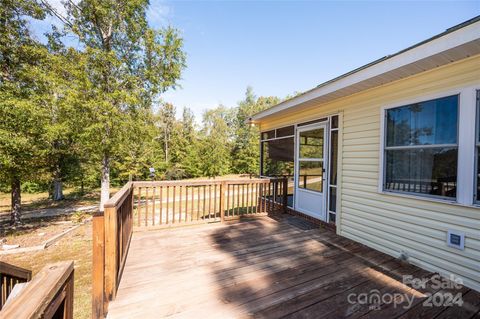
(33, 1), (479, 119)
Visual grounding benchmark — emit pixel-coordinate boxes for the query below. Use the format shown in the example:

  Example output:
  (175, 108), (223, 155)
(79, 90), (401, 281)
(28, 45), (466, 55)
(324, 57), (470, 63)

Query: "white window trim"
(378, 85), (479, 207)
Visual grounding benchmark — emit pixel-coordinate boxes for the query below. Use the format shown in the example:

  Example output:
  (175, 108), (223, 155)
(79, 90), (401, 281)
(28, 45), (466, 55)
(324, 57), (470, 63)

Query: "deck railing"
(92, 177), (288, 318)
(0, 261), (32, 310)
(92, 181), (134, 318)
(0, 261), (74, 319)
(133, 177), (288, 228)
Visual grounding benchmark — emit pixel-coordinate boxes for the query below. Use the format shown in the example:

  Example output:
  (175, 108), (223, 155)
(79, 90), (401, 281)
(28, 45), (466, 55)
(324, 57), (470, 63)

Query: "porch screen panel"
(384, 95), (458, 199)
(260, 136), (295, 207)
(261, 138), (294, 176)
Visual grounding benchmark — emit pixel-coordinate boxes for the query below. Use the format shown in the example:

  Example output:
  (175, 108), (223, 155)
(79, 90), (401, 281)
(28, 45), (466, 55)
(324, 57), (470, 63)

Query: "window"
(383, 95), (459, 199)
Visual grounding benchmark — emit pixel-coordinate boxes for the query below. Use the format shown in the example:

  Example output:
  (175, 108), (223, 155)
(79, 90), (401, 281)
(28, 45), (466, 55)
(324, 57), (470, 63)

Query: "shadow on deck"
(105, 216), (480, 318)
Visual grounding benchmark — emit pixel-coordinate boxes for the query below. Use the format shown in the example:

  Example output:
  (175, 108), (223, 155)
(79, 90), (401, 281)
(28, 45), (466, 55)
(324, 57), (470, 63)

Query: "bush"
(21, 181), (48, 193)
(164, 166), (188, 180)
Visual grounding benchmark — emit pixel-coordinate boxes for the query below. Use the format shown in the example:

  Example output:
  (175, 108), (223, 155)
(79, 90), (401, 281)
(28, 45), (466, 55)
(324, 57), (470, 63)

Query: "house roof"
(249, 15), (480, 123)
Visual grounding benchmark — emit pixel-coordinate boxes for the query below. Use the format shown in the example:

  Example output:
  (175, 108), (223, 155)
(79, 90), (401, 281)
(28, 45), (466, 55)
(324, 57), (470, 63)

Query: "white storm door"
(294, 124), (328, 220)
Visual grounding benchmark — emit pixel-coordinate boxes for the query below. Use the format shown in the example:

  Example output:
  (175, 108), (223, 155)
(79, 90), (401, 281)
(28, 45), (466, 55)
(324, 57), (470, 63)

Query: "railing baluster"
(191, 186), (194, 222)
(137, 187), (141, 226)
(185, 186), (188, 222)
(268, 182), (272, 212)
(159, 186), (163, 225)
(152, 187), (156, 226)
(208, 185), (212, 219)
(145, 187), (149, 226)
(255, 183), (258, 213)
(214, 184), (217, 220)
(226, 184), (230, 217)
(248, 183), (250, 214)
(203, 186), (206, 220)
(166, 186), (169, 224)
(197, 186), (200, 221)
(242, 184), (245, 214)
(172, 186), (176, 224)
(220, 182), (226, 222)
(264, 182), (267, 212)
(179, 186), (183, 223)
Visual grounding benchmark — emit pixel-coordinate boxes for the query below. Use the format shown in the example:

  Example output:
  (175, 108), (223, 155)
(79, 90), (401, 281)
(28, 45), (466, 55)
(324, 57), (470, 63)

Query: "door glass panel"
(298, 161), (323, 192)
(299, 128), (324, 158)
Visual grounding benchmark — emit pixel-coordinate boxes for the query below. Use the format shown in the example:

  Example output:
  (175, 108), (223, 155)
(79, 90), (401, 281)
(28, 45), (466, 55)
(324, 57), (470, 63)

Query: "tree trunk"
(99, 154), (110, 211)
(52, 168), (64, 201)
(11, 177), (21, 225)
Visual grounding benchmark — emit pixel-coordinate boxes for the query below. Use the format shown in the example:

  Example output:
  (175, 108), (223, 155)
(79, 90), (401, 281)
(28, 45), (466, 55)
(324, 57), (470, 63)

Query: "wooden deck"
(106, 216), (480, 319)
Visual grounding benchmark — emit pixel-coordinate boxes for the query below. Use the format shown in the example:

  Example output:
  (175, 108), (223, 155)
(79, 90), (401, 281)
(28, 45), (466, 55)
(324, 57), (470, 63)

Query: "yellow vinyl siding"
(258, 54), (480, 292)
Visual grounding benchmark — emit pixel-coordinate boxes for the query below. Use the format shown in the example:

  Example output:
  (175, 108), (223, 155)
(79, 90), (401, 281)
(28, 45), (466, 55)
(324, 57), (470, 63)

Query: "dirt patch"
(1, 222), (74, 247)
(0, 213), (91, 249)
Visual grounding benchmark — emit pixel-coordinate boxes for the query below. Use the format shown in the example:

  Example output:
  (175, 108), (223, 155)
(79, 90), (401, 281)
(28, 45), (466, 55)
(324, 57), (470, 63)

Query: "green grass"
(0, 187), (122, 215)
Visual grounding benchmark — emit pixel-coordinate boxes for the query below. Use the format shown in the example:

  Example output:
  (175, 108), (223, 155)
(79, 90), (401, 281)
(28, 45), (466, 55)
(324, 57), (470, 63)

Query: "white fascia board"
(251, 20), (480, 122)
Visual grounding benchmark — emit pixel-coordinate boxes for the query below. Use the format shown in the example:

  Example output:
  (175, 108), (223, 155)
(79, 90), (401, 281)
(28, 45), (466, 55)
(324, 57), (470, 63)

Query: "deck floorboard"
(106, 216), (479, 319)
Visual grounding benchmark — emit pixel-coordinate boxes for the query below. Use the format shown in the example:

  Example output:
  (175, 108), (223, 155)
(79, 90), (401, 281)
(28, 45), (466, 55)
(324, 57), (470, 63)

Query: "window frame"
(383, 94), (459, 200)
(379, 86), (479, 207)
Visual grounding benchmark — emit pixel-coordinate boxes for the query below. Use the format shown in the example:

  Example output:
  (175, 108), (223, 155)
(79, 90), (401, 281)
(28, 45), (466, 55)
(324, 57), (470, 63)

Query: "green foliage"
(0, 0), (287, 223)
(199, 105), (234, 177)
(21, 182), (47, 194)
(231, 87), (280, 174)
(0, 0), (52, 222)
(60, 0), (186, 208)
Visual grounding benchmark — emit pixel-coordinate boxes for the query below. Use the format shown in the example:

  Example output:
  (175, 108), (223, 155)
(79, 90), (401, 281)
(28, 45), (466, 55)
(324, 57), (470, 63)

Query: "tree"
(170, 107), (202, 178)
(60, 0), (186, 210)
(0, 0), (51, 224)
(42, 30), (90, 200)
(156, 102), (177, 164)
(232, 87), (279, 175)
(199, 106), (233, 177)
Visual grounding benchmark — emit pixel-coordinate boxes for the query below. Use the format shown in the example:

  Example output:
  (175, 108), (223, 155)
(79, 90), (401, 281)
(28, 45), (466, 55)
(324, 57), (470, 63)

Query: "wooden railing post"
(220, 181), (226, 223)
(104, 205), (117, 302)
(64, 271), (74, 319)
(282, 177), (288, 213)
(92, 212), (105, 318)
